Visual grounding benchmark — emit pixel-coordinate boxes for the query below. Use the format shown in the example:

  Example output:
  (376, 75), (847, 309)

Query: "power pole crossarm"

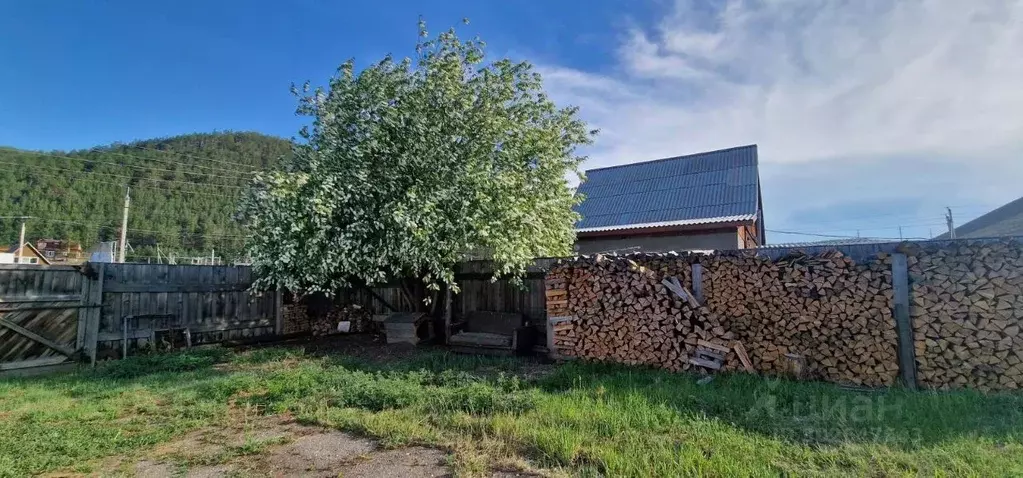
(118, 187), (130, 263)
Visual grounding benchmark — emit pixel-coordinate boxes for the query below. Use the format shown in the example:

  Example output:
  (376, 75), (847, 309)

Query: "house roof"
(575, 145), (762, 232)
(5, 242), (52, 265)
(936, 196), (1023, 239)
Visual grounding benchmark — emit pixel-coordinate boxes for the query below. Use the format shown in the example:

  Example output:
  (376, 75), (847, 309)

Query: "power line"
(128, 144), (265, 171)
(92, 147), (256, 176)
(1, 148), (249, 182)
(766, 229), (911, 240)
(0, 158), (245, 190)
(5, 217), (250, 239)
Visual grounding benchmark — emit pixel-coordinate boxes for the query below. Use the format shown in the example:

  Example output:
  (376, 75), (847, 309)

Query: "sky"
(1, 0), (1021, 244)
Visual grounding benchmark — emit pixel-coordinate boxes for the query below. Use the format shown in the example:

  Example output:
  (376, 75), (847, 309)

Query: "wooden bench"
(448, 311), (535, 356)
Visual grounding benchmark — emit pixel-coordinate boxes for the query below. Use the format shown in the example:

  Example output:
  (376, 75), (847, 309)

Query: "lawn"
(1, 338), (1022, 477)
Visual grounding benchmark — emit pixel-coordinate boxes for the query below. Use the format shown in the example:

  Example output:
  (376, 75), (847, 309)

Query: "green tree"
(239, 19), (595, 300)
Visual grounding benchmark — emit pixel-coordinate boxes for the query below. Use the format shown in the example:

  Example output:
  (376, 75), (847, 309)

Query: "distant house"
(573, 145), (765, 254)
(33, 239), (85, 264)
(936, 196), (1023, 239)
(2, 242), (51, 265)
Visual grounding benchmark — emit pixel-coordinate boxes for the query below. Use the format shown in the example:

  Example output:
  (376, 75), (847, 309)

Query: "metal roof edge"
(583, 144), (758, 174)
(575, 214), (757, 233)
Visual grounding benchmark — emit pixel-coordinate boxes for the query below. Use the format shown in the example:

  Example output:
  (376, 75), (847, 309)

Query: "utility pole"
(156, 244), (162, 264)
(898, 226), (903, 240)
(210, 248), (215, 266)
(118, 187), (130, 263)
(15, 220), (26, 264)
(945, 207), (956, 239)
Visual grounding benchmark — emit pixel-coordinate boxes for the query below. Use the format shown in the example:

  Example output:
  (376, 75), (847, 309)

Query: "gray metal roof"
(935, 196), (1023, 239)
(575, 145), (761, 231)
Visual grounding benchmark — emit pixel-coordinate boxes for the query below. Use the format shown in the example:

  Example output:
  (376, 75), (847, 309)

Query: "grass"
(1, 344), (1022, 477)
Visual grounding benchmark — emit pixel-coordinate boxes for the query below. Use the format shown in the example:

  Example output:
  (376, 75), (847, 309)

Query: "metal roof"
(935, 196), (1023, 239)
(575, 145), (761, 232)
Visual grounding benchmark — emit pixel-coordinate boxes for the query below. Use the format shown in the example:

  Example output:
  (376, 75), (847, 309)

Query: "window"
(45, 250), (55, 258)
(28, 258), (38, 264)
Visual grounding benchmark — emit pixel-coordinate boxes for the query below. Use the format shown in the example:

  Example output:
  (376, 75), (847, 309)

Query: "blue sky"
(0, 0), (637, 149)
(2, 1), (1021, 244)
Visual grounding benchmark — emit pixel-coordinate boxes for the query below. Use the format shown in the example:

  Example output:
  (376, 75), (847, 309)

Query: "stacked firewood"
(281, 304), (310, 335)
(547, 251), (900, 387)
(909, 241), (1023, 391)
(311, 304), (373, 336)
(701, 251), (899, 386)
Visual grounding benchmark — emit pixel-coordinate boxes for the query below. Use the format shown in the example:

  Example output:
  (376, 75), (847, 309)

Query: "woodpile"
(547, 250), (900, 387)
(311, 304), (373, 336)
(281, 304), (310, 335)
(909, 241), (1023, 391)
(701, 251), (899, 386)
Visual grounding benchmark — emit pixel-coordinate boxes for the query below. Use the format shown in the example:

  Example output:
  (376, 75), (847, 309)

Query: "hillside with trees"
(0, 132), (290, 262)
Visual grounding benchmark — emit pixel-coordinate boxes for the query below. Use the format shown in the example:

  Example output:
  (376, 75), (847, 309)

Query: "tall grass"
(1, 347), (1021, 477)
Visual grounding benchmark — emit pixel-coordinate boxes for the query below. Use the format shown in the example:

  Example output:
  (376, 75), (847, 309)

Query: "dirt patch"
(338, 447), (450, 478)
(101, 417), (455, 477)
(265, 431), (375, 474)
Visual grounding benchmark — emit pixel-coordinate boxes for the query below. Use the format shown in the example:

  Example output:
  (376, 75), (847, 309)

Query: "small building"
(2, 242), (51, 265)
(936, 196), (1023, 239)
(573, 145), (765, 254)
(33, 239), (85, 264)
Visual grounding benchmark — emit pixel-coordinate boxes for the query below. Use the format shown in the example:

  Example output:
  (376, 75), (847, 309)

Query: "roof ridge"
(953, 195), (1023, 237)
(584, 144), (757, 174)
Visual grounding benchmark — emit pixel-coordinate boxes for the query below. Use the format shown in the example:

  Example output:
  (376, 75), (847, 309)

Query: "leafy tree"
(240, 20), (596, 301)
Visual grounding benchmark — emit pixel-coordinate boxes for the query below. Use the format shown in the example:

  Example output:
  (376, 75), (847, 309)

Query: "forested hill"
(0, 132), (291, 262)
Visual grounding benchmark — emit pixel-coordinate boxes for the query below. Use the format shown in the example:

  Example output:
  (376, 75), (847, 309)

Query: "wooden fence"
(0, 265), (88, 374)
(0, 263), (279, 375)
(94, 263), (278, 360)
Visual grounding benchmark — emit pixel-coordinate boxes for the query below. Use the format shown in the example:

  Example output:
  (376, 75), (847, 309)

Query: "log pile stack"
(281, 304), (310, 335)
(546, 254), (698, 371)
(311, 304), (374, 336)
(546, 250), (900, 387)
(701, 251), (899, 386)
(909, 241), (1023, 391)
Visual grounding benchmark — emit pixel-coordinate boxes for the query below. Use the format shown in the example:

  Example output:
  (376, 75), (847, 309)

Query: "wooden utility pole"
(945, 207), (956, 239)
(118, 187), (130, 263)
(15, 220), (26, 264)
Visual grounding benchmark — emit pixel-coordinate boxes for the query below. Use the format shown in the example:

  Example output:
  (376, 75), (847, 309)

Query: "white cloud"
(543, 0), (1023, 238)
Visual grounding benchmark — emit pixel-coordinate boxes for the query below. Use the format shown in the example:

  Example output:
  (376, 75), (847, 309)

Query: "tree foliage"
(240, 20), (595, 296)
(0, 132), (289, 261)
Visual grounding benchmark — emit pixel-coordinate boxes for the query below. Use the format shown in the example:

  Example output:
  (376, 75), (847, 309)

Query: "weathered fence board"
(95, 263), (277, 359)
(0, 265), (85, 374)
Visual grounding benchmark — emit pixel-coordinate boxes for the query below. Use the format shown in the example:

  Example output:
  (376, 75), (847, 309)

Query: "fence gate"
(0, 265), (87, 374)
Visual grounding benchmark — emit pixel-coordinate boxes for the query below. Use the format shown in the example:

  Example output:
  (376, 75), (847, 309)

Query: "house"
(574, 145), (765, 254)
(2, 242), (51, 265)
(33, 239), (85, 264)
(935, 196), (1023, 239)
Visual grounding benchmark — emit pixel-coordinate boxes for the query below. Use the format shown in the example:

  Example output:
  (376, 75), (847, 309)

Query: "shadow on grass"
(10, 339), (1022, 454)
(533, 360), (1023, 450)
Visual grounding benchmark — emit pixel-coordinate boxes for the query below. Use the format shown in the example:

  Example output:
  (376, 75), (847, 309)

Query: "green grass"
(1, 346), (1022, 477)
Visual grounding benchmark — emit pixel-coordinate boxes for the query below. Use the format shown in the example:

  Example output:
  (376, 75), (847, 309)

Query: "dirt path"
(96, 416), (535, 478)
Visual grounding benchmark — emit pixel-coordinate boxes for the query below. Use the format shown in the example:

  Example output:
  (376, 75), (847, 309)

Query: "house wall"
(9, 246), (46, 264)
(575, 229), (740, 254)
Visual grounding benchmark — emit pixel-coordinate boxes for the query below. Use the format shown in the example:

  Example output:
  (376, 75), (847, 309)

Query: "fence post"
(274, 288), (284, 336)
(77, 270), (91, 353)
(891, 253), (918, 389)
(82, 263), (105, 366)
(691, 263), (704, 303)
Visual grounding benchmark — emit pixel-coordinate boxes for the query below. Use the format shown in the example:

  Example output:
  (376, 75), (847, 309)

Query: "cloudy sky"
(542, 0), (1023, 243)
(2, 0), (1020, 243)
